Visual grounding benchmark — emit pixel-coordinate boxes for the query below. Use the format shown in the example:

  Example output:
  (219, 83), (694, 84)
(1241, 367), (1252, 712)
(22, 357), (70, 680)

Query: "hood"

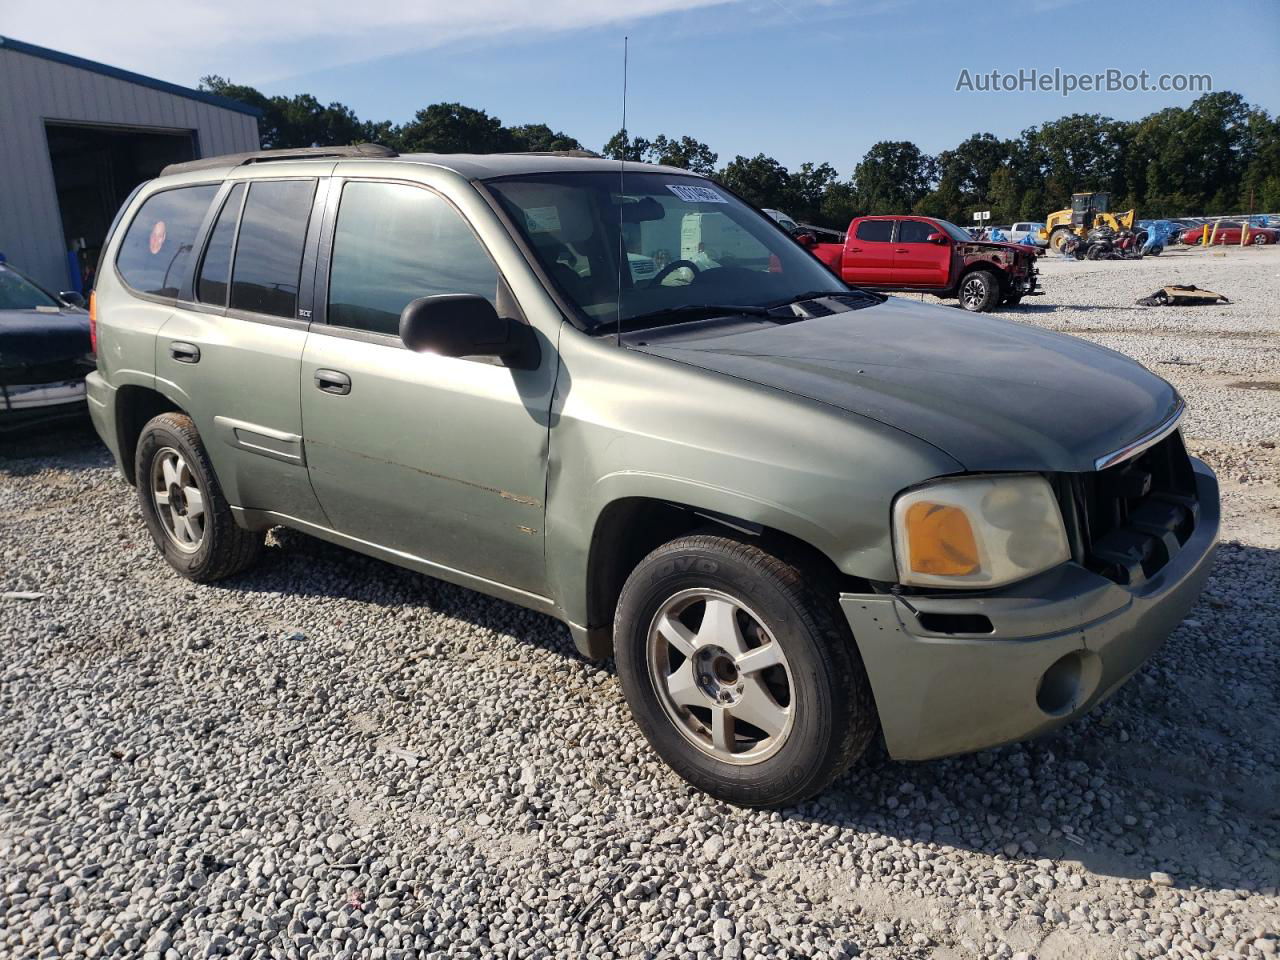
(631, 297), (1180, 473)
(957, 239), (1037, 258)
(0, 308), (92, 384)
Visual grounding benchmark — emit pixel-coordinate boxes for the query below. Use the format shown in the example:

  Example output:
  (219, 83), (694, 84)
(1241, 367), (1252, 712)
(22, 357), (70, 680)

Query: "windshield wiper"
(621, 303), (774, 330)
(766, 289), (875, 308)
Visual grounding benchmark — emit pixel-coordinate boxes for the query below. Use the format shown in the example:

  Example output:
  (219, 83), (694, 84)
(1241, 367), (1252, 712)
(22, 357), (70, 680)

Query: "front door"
(841, 218), (896, 286)
(890, 218), (951, 287)
(300, 178), (554, 595)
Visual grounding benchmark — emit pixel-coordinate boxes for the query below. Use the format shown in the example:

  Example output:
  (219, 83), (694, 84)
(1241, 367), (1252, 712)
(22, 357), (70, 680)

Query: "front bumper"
(842, 459), (1218, 761)
(1011, 267), (1040, 296)
(0, 379), (87, 431)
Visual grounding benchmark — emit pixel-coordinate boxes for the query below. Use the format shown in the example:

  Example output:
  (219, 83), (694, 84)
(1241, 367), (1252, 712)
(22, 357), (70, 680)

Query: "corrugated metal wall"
(0, 46), (260, 291)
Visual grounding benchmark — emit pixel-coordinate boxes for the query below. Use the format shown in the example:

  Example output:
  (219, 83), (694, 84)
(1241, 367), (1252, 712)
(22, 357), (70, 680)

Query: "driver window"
(897, 220), (935, 243)
(327, 181), (499, 336)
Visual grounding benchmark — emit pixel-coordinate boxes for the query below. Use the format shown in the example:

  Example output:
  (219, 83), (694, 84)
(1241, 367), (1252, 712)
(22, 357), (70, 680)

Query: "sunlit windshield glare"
(0, 267), (60, 311)
(487, 173), (853, 329)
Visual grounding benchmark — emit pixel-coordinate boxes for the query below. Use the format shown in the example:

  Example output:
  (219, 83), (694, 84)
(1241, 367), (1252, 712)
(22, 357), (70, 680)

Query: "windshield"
(486, 172), (855, 330)
(934, 220), (976, 243)
(0, 266), (61, 311)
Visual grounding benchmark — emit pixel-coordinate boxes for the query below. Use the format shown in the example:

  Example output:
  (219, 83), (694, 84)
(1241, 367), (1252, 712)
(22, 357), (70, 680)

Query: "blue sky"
(11, 0), (1280, 172)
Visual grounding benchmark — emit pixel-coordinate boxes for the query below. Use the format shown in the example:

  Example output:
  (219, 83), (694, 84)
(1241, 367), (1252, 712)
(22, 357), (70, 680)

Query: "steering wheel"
(649, 259), (701, 286)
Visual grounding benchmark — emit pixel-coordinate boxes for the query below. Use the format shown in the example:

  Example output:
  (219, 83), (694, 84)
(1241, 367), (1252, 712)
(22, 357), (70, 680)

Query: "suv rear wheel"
(614, 534), (877, 807)
(135, 412), (262, 582)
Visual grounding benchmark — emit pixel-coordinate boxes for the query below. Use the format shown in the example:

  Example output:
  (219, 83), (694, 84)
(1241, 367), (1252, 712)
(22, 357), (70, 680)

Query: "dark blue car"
(0, 262), (92, 430)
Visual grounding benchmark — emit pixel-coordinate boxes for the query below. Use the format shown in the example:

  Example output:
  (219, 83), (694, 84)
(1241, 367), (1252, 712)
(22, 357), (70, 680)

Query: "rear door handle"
(848, 246), (862, 252)
(895, 248), (909, 253)
(169, 341), (200, 363)
(313, 369), (351, 396)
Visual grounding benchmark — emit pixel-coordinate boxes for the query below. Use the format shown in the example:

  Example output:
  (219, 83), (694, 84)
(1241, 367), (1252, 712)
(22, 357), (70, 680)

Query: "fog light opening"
(1037, 652), (1083, 716)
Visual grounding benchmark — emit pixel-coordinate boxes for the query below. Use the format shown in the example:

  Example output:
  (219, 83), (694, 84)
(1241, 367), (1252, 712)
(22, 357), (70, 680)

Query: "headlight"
(892, 475), (1069, 588)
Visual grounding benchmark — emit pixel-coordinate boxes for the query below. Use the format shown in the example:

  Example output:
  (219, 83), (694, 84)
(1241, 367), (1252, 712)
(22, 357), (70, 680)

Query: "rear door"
(891, 218), (951, 287)
(155, 171), (328, 524)
(841, 218), (896, 285)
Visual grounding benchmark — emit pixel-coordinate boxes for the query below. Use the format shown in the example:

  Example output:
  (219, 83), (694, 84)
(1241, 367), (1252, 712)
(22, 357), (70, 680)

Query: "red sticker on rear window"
(149, 220), (167, 255)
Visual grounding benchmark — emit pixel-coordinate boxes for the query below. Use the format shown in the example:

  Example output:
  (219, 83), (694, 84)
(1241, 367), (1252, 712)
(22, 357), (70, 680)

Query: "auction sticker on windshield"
(666, 184), (727, 204)
(524, 206), (562, 233)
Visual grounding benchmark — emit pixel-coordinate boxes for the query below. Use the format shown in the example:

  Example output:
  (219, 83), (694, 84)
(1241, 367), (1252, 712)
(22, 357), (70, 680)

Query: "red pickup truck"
(804, 216), (1041, 312)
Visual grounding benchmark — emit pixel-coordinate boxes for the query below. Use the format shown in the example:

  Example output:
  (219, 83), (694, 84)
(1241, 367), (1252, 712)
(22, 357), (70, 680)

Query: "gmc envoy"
(86, 145), (1218, 807)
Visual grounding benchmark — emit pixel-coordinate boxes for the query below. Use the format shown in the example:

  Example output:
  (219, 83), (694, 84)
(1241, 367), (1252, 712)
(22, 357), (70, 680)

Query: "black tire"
(135, 412), (262, 582)
(957, 269), (999, 312)
(1148, 245), (1164, 257)
(1085, 243), (1104, 260)
(614, 534), (877, 808)
(1048, 227), (1073, 254)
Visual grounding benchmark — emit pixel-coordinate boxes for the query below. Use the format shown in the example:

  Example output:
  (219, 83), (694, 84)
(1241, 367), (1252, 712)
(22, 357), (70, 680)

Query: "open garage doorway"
(44, 122), (196, 292)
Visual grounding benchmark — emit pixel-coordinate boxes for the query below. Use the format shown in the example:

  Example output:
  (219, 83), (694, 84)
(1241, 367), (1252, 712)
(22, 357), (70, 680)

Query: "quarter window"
(196, 183), (245, 306)
(897, 220), (936, 243)
(855, 220), (893, 243)
(116, 185), (219, 297)
(327, 181), (499, 336)
(229, 179), (317, 319)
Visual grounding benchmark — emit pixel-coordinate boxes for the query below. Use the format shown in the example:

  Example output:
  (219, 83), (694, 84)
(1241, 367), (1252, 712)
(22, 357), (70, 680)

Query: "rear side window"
(855, 220), (893, 243)
(897, 220), (935, 243)
(197, 183), (245, 306)
(326, 180), (499, 336)
(229, 179), (317, 319)
(116, 185), (219, 297)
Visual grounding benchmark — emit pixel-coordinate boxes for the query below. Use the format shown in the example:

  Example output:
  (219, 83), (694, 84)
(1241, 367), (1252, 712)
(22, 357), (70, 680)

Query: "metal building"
(0, 36), (261, 294)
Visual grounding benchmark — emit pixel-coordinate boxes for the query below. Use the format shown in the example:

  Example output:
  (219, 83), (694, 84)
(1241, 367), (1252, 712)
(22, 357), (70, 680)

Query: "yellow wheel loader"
(1038, 193), (1136, 253)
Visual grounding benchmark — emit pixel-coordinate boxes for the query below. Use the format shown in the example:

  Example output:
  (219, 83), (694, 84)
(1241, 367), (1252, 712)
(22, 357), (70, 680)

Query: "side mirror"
(59, 291), (86, 308)
(399, 294), (539, 369)
(927, 232), (948, 245)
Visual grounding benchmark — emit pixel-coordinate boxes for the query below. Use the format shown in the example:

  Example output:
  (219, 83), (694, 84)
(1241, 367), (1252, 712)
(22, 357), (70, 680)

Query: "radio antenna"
(615, 35), (629, 347)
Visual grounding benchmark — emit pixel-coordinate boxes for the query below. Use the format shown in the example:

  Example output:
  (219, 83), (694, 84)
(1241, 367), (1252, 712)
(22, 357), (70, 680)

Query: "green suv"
(86, 146), (1218, 807)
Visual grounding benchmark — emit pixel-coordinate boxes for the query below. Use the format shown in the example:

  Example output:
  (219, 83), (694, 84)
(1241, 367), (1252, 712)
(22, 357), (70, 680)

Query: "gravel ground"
(2, 244), (1278, 960)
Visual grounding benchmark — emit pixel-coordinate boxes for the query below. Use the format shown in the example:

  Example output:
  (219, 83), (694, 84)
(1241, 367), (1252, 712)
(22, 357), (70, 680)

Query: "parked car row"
(1177, 220), (1279, 245)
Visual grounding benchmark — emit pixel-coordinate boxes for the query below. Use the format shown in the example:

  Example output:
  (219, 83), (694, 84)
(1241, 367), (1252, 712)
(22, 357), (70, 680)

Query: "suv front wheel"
(135, 412), (262, 582)
(615, 535), (877, 807)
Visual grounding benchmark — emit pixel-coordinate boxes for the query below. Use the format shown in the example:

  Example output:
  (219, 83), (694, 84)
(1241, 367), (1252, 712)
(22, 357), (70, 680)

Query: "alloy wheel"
(646, 589), (795, 765)
(961, 277), (985, 309)
(150, 446), (206, 553)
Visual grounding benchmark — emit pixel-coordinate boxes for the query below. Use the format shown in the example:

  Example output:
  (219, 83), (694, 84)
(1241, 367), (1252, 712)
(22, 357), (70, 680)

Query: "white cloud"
(4, 0), (747, 86)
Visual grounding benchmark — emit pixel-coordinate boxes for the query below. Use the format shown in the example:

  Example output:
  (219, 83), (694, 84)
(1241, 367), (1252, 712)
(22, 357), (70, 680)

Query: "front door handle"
(169, 341), (200, 363)
(313, 369), (351, 396)
(895, 248), (909, 253)
(848, 246), (862, 252)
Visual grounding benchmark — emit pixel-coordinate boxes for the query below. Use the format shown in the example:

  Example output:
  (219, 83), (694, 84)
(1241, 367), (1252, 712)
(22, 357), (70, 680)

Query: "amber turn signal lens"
(904, 501), (979, 576)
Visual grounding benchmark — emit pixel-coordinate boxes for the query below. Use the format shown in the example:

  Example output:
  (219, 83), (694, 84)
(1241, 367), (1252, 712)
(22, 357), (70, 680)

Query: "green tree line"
(201, 76), (1280, 228)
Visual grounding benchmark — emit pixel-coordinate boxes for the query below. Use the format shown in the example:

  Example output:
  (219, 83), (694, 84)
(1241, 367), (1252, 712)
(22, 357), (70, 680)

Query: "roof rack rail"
(506, 149), (602, 159)
(161, 143), (398, 177)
